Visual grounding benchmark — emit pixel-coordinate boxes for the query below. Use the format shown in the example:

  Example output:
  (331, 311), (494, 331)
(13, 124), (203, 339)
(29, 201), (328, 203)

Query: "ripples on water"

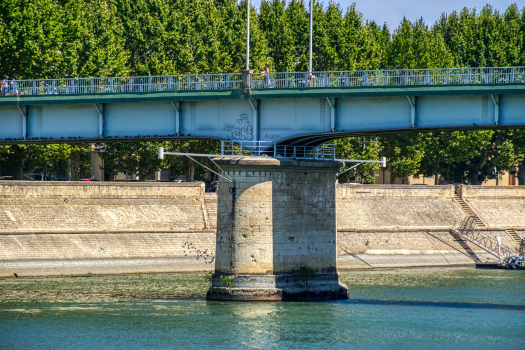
(1, 268), (524, 349)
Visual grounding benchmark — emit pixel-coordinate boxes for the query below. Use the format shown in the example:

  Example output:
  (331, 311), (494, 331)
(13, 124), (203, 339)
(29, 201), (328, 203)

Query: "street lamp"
(246, 0), (250, 71)
(309, 0), (313, 74)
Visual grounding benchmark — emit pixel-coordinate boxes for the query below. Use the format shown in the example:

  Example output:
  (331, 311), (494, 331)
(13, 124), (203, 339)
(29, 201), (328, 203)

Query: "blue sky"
(250, 1), (525, 29)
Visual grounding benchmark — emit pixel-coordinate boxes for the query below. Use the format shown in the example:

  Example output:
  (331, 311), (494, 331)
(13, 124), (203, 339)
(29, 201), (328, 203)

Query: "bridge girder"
(1, 85), (524, 146)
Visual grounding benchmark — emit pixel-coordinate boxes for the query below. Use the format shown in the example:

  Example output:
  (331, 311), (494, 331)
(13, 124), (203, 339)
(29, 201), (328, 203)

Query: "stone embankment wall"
(461, 186), (525, 228)
(0, 182), (216, 276)
(1, 182), (523, 276)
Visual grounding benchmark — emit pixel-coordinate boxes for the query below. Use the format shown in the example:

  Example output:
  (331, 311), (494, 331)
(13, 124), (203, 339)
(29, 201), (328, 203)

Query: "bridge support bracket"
(327, 98), (336, 132)
(170, 101), (181, 135)
(94, 103), (105, 138)
(407, 96), (416, 127)
(491, 94), (500, 125)
(248, 99), (259, 141)
(17, 106), (27, 140)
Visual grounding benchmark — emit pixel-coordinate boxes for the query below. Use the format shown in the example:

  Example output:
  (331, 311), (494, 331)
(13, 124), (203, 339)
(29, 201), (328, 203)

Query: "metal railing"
(2, 66), (524, 97)
(453, 216), (517, 259)
(220, 141), (336, 160)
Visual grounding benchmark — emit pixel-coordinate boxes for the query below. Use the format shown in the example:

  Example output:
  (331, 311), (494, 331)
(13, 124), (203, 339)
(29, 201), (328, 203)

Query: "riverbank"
(0, 182), (523, 277)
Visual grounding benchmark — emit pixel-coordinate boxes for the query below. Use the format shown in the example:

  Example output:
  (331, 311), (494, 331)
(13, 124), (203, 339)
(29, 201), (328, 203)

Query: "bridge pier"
(206, 157), (349, 301)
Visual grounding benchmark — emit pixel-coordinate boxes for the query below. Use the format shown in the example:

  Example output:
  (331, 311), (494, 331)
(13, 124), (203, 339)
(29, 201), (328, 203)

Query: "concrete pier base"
(208, 157), (349, 301)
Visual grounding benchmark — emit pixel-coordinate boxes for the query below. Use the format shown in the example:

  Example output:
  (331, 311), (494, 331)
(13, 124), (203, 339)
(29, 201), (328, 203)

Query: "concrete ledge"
(207, 287), (282, 301)
(213, 157), (343, 171)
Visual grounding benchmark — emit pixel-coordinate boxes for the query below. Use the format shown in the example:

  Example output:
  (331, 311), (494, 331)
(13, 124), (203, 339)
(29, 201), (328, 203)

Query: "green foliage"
(2, 1), (525, 182)
(291, 264), (317, 298)
(98, 141), (166, 181)
(203, 271), (213, 284)
(0, 143), (92, 180)
(378, 134), (426, 182)
(220, 276), (234, 288)
(334, 137), (382, 183)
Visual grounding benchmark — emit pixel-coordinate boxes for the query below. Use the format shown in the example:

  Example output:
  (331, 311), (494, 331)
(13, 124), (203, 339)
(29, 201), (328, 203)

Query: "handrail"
(2, 66), (524, 97)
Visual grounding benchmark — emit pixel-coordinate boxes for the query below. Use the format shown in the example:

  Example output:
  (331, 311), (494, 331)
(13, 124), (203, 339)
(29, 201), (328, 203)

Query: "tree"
(334, 137), (382, 183)
(379, 134), (426, 183)
(99, 141), (166, 181)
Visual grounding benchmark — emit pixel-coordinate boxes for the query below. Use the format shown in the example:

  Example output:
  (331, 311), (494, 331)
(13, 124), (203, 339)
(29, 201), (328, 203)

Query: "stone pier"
(206, 157), (349, 301)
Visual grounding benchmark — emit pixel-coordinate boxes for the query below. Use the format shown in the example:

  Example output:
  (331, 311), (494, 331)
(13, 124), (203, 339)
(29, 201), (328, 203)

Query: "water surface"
(1, 268), (524, 349)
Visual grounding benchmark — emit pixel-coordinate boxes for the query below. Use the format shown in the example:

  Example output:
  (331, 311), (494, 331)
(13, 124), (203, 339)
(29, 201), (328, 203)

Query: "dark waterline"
(1, 268), (524, 349)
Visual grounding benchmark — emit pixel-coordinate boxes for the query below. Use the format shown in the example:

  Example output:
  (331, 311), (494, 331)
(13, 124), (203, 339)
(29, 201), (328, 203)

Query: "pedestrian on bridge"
(2, 76), (9, 95)
(262, 63), (272, 88)
(11, 76), (18, 96)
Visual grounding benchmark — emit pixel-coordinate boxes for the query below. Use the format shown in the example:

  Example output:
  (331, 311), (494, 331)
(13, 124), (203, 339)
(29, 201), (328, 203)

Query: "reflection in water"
(1, 268), (524, 349)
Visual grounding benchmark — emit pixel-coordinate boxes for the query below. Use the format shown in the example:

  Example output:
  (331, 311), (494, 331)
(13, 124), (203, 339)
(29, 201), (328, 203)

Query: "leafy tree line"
(1, 1), (524, 183)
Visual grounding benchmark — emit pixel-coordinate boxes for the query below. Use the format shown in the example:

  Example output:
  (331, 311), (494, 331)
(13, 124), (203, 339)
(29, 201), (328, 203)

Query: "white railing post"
(384, 71), (388, 86)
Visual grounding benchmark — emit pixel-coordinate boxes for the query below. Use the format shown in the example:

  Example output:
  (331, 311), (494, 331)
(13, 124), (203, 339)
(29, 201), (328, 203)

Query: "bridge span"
(1, 67), (524, 146)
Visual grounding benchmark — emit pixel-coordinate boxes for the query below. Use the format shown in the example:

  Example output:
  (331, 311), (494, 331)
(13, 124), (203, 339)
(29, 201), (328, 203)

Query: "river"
(1, 267), (524, 349)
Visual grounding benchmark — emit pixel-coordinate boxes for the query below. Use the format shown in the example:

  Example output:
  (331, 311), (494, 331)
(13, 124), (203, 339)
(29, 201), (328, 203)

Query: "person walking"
(2, 76), (9, 95)
(11, 76), (19, 95)
(261, 63), (271, 88)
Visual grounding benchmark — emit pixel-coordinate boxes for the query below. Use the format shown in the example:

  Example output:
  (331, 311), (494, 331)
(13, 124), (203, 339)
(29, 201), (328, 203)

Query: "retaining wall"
(460, 185), (525, 228)
(1, 182), (523, 276)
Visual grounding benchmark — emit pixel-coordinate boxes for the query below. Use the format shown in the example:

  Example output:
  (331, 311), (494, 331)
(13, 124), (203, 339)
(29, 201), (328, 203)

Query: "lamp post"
(242, 0), (252, 94)
(309, 0), (313, 74)
(246, 0), (250, 71)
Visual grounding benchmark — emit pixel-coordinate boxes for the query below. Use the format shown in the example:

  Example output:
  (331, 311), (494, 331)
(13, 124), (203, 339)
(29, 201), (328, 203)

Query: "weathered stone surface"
(460, 186), (525, 228)
(1, 181), (524, 278)
(337, 184), (465, 230)
(211, 157), (348, 301)
(0, 181), (208, 232)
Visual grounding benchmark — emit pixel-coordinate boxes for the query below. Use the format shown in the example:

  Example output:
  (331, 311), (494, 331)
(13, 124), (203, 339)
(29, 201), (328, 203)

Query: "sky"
(249, 1), (525, 29)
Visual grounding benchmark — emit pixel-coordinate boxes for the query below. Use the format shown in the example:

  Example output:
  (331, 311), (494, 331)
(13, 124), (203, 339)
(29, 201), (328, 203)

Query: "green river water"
(1, 267), (524, 349)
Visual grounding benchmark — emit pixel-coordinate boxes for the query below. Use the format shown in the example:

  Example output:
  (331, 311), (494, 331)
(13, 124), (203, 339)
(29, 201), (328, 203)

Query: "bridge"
(1, 67), (524, 146)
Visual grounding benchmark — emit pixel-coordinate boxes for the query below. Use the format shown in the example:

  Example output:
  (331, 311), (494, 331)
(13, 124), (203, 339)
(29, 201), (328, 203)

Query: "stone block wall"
(460, 186), (525, 228)
(336, 184), (465, 230)
(214, 159), (339, 276)
(0, 182), (208, 233)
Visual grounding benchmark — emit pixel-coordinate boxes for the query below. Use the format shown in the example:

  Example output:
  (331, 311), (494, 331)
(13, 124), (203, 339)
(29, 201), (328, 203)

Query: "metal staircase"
(450, 216), (517, 260)
(505, 229), (523, 245)
(453, 193), (486, 228)
(447, 229), (481, 262)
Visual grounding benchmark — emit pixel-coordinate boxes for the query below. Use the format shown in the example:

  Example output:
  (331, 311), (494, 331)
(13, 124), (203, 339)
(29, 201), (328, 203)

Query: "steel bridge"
(1, 67), (524, 146)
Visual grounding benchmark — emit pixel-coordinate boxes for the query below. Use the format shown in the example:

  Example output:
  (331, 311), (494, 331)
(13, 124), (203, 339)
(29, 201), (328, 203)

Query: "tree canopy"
(1, 0), (524, 183)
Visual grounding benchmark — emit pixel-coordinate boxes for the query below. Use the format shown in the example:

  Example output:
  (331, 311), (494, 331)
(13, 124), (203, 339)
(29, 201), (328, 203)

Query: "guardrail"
(2, 66), (524, 97)
(220, 141), (336, 160)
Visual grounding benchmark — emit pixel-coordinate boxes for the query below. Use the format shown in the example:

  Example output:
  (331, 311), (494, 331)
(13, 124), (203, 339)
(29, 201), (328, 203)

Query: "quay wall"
(0, 182), (523, 276)
(460, 186), (525, 228)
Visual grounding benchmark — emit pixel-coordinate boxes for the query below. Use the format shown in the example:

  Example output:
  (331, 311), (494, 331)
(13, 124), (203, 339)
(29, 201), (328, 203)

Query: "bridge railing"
(251, 67), (525, 88)
(3, 67), (524, 97)
(221, 141), (336, 160)
(10, 73), (244, 96)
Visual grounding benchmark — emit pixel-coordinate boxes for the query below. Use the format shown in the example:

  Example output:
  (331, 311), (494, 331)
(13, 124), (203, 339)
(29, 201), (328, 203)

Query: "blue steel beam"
(0, 68), (524, 145)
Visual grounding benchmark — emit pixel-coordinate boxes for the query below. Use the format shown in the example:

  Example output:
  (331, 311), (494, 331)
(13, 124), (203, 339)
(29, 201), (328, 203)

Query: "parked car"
(79, 178), (99, 181)
(25, 174), (57, 181)
(55, 178), (68, 181)
(173, 179), (186, 183)
(0, 176), (14, 180)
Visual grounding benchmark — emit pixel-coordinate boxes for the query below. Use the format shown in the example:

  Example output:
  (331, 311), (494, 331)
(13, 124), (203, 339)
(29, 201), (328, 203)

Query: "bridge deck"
(1, 67), (524, 145)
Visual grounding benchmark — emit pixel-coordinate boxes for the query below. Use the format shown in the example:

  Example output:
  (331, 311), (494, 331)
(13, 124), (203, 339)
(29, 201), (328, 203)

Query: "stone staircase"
(505, 229), (523, 245)
(453, 194), (486, 228)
